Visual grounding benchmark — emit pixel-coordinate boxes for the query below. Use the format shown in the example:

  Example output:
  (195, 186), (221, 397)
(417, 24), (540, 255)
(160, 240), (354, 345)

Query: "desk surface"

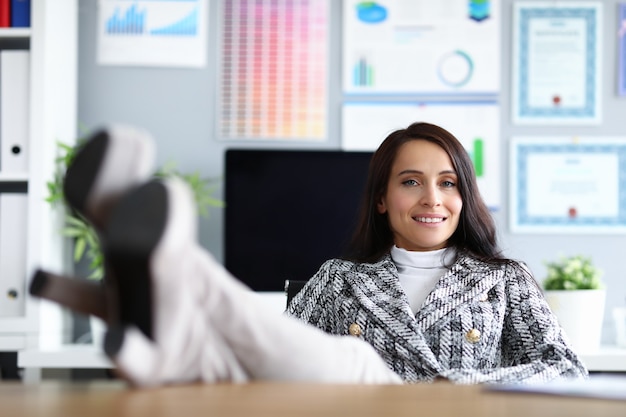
(0, 381), (624, 417)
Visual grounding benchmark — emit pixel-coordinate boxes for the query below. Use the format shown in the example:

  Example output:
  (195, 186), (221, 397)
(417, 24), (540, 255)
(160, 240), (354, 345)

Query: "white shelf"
(0, 173), (29, 182)
(0, 28), (31, 38)
(0, 335), (26, 351)
(16, 344), (626, 373)
(579, 346), (626, 372)
(18, 345), (111, 369)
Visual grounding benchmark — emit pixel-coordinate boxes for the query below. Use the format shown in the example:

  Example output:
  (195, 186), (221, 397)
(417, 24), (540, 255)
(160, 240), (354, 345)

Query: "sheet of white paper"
(486, 374), (626, 401)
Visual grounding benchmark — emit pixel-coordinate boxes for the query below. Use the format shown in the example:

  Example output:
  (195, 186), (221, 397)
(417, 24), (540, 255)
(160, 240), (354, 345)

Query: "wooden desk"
(0, 381), (624, 417)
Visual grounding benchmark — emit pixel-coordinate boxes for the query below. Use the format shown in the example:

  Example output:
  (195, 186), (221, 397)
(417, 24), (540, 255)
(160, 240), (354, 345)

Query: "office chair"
(0, 352), (20, 380)
(284, 279), (307, 307)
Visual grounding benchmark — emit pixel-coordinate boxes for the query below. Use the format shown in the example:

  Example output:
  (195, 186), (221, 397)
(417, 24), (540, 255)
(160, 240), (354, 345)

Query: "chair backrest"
(284, 279), (308, 307)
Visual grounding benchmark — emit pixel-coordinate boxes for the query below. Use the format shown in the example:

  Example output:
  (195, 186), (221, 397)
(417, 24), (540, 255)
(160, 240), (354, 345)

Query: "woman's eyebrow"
(397, 169), (456, 176)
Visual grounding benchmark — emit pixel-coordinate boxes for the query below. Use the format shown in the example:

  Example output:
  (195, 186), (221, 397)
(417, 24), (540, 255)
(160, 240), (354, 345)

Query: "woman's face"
(377, 140), (462, 251)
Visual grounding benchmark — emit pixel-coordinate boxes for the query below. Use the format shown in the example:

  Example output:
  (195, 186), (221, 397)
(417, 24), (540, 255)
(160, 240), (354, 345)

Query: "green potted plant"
(46, 138), (223, 280)
(543, 255), (606, 353)
(46, 137), (223, 345)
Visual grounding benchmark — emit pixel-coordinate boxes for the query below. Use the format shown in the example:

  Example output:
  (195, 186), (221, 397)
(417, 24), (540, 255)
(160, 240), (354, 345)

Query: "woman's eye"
(402, 179), (418, 186)
(441, 180), (456, 188)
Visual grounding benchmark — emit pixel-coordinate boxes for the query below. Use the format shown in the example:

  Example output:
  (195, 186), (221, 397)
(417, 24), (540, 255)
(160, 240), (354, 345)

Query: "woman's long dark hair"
(343, 122), (505, 264)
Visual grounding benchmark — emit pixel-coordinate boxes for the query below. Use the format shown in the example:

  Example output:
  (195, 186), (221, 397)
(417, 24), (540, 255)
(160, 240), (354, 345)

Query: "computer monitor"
(224, 149), (373, 291)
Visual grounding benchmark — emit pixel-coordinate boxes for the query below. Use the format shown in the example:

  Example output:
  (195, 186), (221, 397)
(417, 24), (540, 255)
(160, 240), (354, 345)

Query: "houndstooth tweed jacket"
(286, 253), (588, 384)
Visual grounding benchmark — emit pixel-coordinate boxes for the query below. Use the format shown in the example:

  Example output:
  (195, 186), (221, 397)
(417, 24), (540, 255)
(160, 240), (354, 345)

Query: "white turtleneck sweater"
(390, 246), (455, 315)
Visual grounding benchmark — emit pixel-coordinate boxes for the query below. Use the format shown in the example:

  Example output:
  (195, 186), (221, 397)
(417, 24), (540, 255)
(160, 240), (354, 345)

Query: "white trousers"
(190, 245), (403, 384)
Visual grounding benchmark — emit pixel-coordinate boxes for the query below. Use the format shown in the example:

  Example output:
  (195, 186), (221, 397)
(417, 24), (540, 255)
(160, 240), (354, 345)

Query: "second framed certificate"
(512, 2), (602, 125)
(510, 137), (626, 234)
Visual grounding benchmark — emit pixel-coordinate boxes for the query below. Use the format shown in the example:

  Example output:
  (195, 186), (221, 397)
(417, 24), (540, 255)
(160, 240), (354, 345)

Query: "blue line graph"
(151, 7), (198, 35)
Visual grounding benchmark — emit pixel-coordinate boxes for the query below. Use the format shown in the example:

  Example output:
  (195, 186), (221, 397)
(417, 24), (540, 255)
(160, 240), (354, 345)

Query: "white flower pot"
(544, 289), (605, 353)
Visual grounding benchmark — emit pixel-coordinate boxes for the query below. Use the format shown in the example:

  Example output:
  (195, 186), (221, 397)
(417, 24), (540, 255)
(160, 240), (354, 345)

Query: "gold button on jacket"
(465, 328), (481, 343)
(349, 323), (362, 337)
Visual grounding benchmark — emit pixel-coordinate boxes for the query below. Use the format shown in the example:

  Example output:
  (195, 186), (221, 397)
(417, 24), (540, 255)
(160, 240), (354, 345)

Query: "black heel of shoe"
(105, 180), (169, 340)
(28, 269), (109, 320)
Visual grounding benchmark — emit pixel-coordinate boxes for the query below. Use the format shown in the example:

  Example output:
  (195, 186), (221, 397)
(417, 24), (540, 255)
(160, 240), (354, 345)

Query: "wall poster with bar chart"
(97, 0), (208, 67)
(342, 101), (501, 210)
(218, 0), (329, 141)
(342, 0), (500, 95)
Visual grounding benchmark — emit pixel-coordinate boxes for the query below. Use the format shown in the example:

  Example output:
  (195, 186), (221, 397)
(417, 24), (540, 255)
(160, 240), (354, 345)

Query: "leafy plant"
(46, 138), (223, 280)
(543, 255), (603, 291)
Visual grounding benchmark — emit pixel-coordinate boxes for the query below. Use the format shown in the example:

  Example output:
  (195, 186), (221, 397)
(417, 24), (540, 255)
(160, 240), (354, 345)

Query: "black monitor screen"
(224, 149), (373, 291)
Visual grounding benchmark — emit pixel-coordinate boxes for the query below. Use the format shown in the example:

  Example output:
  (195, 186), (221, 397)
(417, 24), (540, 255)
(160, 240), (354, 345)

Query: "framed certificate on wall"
(510, 137), (626, 233)
(511, 2), (602, 125)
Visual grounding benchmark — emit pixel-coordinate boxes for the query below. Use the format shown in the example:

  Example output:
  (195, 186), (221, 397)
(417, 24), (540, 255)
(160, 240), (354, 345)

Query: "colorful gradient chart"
(219, 0), (329, 140)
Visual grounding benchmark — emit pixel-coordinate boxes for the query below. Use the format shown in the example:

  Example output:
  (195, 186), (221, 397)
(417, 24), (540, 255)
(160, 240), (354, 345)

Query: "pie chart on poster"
(437, 50), (474, 88)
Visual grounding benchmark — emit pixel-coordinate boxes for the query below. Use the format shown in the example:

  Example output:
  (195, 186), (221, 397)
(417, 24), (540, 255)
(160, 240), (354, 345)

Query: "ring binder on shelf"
(0, 50), (30, 174)
(10, 0), (32, 28)
(0, 192), (27, 318)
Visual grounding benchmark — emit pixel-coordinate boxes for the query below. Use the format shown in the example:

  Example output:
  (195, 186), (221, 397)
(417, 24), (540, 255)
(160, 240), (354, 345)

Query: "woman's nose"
(420, 185), (441, 207)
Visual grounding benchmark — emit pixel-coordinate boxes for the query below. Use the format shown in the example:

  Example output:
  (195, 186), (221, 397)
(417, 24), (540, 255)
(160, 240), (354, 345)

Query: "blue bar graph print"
(106, 4), (146, 35)
(150, 7), (198, 36)
(353, 57), (374, 87)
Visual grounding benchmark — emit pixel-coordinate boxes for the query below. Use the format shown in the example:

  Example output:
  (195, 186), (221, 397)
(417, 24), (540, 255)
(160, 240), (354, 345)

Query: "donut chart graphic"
(437, 50), (474, 88)
(355, 2), (388, 24)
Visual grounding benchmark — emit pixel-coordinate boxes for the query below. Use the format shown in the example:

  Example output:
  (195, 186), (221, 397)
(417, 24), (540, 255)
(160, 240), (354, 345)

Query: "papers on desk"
(486, 374), (626, 401)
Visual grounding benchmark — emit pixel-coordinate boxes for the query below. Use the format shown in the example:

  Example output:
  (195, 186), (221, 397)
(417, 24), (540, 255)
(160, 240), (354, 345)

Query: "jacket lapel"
(415, 255), (506, 331)
(346, 256), (443, 372)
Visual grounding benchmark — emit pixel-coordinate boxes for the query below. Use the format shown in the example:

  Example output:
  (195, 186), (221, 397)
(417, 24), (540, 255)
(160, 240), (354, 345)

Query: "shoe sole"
(63, 130), (109, 216)
(63, 125), (156, 229)
(104, 180), (168, 340)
